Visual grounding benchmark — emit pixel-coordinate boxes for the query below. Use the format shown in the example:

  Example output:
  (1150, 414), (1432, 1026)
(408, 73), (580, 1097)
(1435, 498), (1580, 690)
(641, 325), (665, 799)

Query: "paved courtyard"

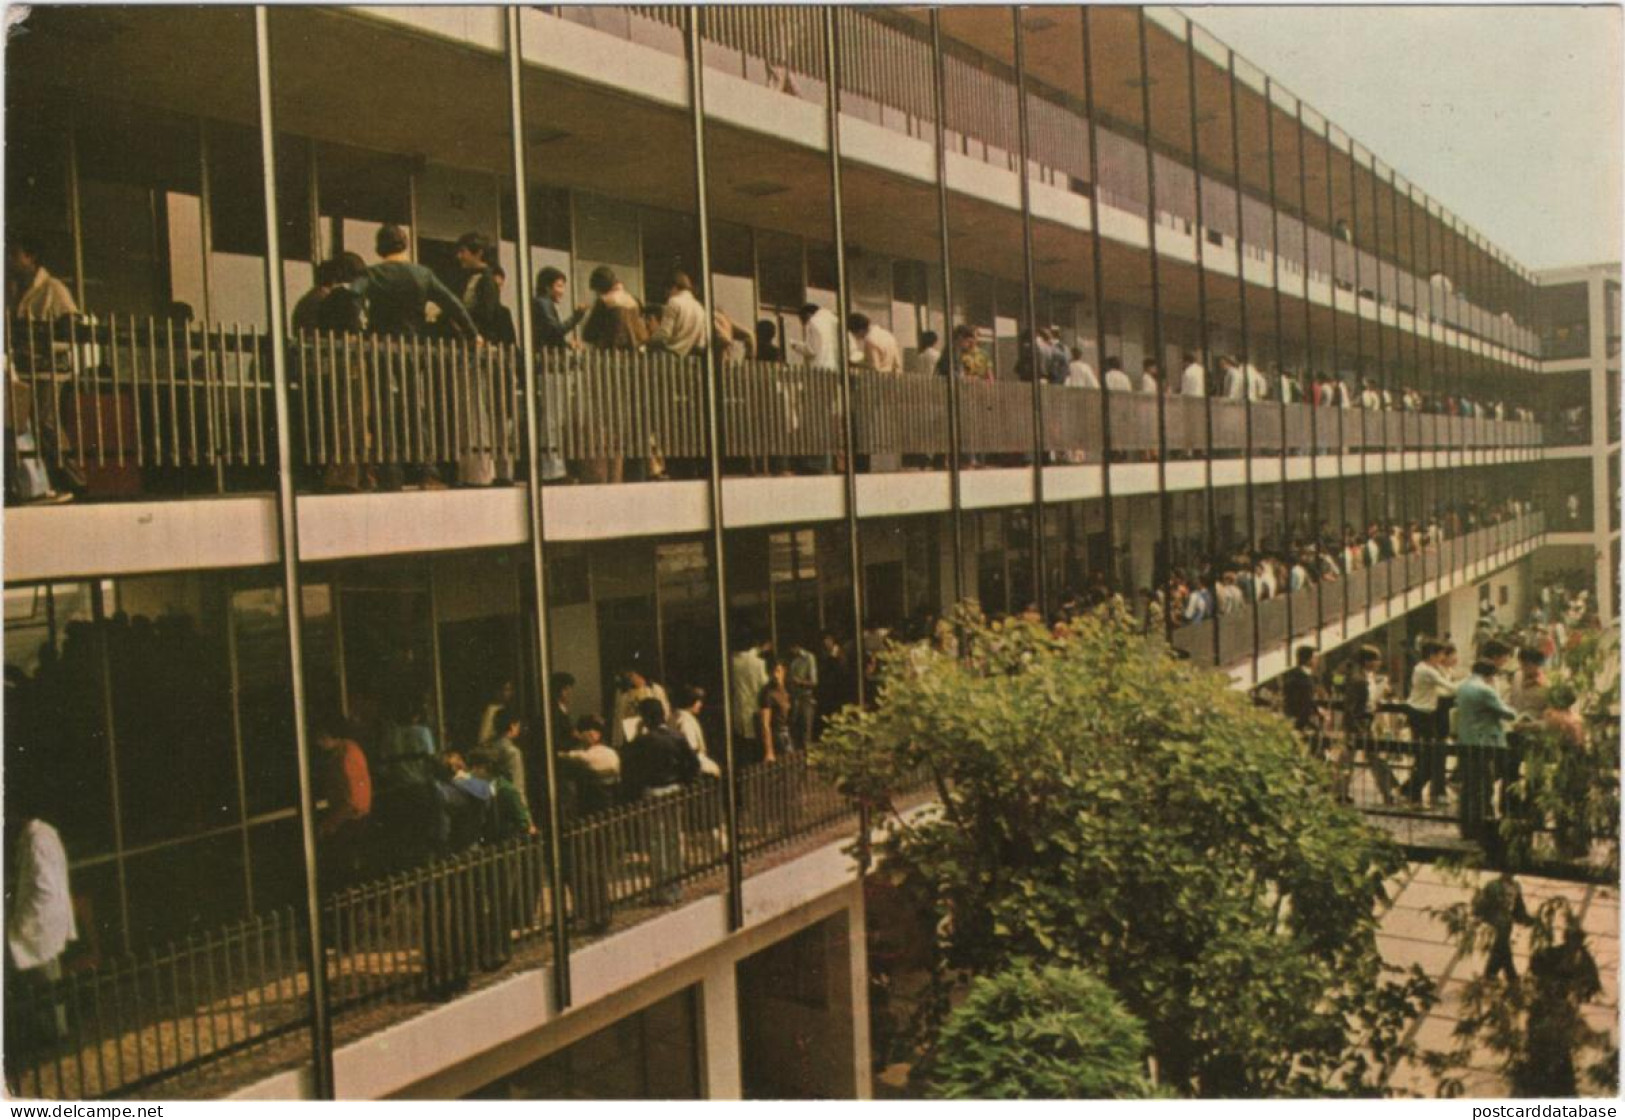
(1381, 863), (1619, 1098)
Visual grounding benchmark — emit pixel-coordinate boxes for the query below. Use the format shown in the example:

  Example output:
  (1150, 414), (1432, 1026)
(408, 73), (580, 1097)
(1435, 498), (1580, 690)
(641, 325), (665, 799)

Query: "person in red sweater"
(316, 717), (372, 888)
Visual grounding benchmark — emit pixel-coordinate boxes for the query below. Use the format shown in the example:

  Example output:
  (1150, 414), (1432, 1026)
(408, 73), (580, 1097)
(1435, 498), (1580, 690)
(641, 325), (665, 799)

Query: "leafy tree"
(927, 963), (1161, 1099)
(818, 604), (1432, 1097)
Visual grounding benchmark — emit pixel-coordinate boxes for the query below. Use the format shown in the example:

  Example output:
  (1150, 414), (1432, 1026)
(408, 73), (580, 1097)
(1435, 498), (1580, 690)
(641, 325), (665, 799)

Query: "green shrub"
(928, 963), (1159, 1099)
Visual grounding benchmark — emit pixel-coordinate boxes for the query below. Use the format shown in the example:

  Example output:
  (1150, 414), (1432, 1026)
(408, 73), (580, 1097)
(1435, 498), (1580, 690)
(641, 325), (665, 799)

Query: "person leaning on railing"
(346, 225), (481, 491)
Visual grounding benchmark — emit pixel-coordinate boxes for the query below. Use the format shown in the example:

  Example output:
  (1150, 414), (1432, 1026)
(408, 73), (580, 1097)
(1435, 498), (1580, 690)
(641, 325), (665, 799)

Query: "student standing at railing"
(1400, 640), (1457, 805)
(578, 266), (648, 484)
(1456, 658), (1519, 847)
(757, 660), (794, 765)
(357, 225), (478, 341)
(914, 330), (941, 378)
(481, 708), (529, 814)
(789, 302), (840, 370)
(1179, 351), (1206, 398)
(621, 699), (699, 906)
(6, 238), (76, 321)
(848, 314), (903, 472)
(5, 238), (81, 506)
(1066, 346), (1098, 390)
(1342, 645), (1396, 805)
(646, 272), (708, 357)
(309, 254), (372, 491)
(353, 226), (480, 491)
(453, 233), (506, 488)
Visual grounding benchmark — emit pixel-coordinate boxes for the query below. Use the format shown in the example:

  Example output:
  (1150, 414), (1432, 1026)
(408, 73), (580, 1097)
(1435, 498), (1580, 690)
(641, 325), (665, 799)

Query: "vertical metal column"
(1263, 79), (1293, 645)
(198, 120), (216, 329)
(1405, 186), (1431, 599)
(223, 580), (257, 917)
(307, 137), (322, 282)
(1321, 120), (1350, 635)
(426, 558), (448, 756)
(1182, 22), (1220, 667)
(1079, 8), (1118, 592)
(1294, 104), (1324, 648)
(1383, 167), (1410, 607)
(1012, 10), (1047, 613)
(502, 6), (575, 999)
(1346, 140), (1372, 631)
(1226, 53), (1260, 677)
(1079, 8), (1118, 594)
(65, 105), (86, 309)
(252, 6), (335, 1099)
(1421, 197), (1447, 591)
(820, 7), (871, 869)
(1456, 212), (1469, 575)
(1135, 9), (1174, 644)
(90, 583), (132, 952)
(928, 11), (965, 604)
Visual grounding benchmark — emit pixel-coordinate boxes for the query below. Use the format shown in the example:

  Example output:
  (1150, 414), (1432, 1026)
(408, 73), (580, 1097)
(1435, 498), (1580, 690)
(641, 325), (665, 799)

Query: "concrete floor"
(1381, 863), (1619, 1098)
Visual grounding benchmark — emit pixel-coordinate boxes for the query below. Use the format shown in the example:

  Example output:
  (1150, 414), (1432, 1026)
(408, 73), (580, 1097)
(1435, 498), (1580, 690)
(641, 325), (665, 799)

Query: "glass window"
(738, 913), (855, 1099)
(469, 986), (701, 1099)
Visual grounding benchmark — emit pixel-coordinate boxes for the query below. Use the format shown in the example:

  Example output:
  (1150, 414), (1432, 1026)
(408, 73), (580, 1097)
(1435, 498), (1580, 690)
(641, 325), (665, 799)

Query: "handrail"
(2, 752), (867, 1099)
(4, 316), (1550, 503)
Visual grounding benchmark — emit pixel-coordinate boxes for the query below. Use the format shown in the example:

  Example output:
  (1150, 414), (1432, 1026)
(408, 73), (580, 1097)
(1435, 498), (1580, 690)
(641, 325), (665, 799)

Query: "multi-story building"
(1530, 263), (1621, 623)
(1, 4), (1611, 1101)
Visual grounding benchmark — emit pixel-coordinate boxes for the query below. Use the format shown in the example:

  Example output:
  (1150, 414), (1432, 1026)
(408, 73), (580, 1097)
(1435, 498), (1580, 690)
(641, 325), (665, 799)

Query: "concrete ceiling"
(5, 4), (1526, 332)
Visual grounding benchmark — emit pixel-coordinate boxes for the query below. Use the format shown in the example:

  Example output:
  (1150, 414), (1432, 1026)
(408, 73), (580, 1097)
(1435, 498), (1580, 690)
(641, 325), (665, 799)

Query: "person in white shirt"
(790, 303), (841, 369)
(847, 313), (903, 374)
(6, 809), (76, 1057)
(670, 686), (722, 778)
(1066, 346), (1098, 389)
(1138, 358), (1160, 395)
(1180, 351), (1206, 397)
(1254, 559), (1277, 601)
(1280, 370), (1301, 404)
(1359, 379), (1382, 411)
(1245, 362), (1269, 401)
(7, 240), (78, 320)
(730, 638), (771, 753)
(1220, 356), (1245, 401)
(1102, 357), (1133, 393)
(611, 669), (670, 748)
(1401, 640), (1458, 803)
(645, 272), (709, 357)
(914, 330), (942, 377)
(1288, 554), (1310, 592)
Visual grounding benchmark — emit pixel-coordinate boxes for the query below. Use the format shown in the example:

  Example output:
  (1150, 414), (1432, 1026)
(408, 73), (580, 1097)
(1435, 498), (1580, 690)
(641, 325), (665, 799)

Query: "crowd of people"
(1272, 580), (1599, 857)
(1144, 496), (1535, 635)
(8, 225), (1551, 505)
(308, 623), (859, 954)
(1010, 341), (1537, 426)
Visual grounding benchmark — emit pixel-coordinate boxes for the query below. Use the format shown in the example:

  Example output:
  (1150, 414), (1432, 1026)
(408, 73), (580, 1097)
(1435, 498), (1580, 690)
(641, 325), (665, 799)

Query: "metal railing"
(2, 753), (863, 1100)
(1326, 735), (1616, 864)
(1169, 513), (1545, 669)
(5, 317), (1549, 500)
